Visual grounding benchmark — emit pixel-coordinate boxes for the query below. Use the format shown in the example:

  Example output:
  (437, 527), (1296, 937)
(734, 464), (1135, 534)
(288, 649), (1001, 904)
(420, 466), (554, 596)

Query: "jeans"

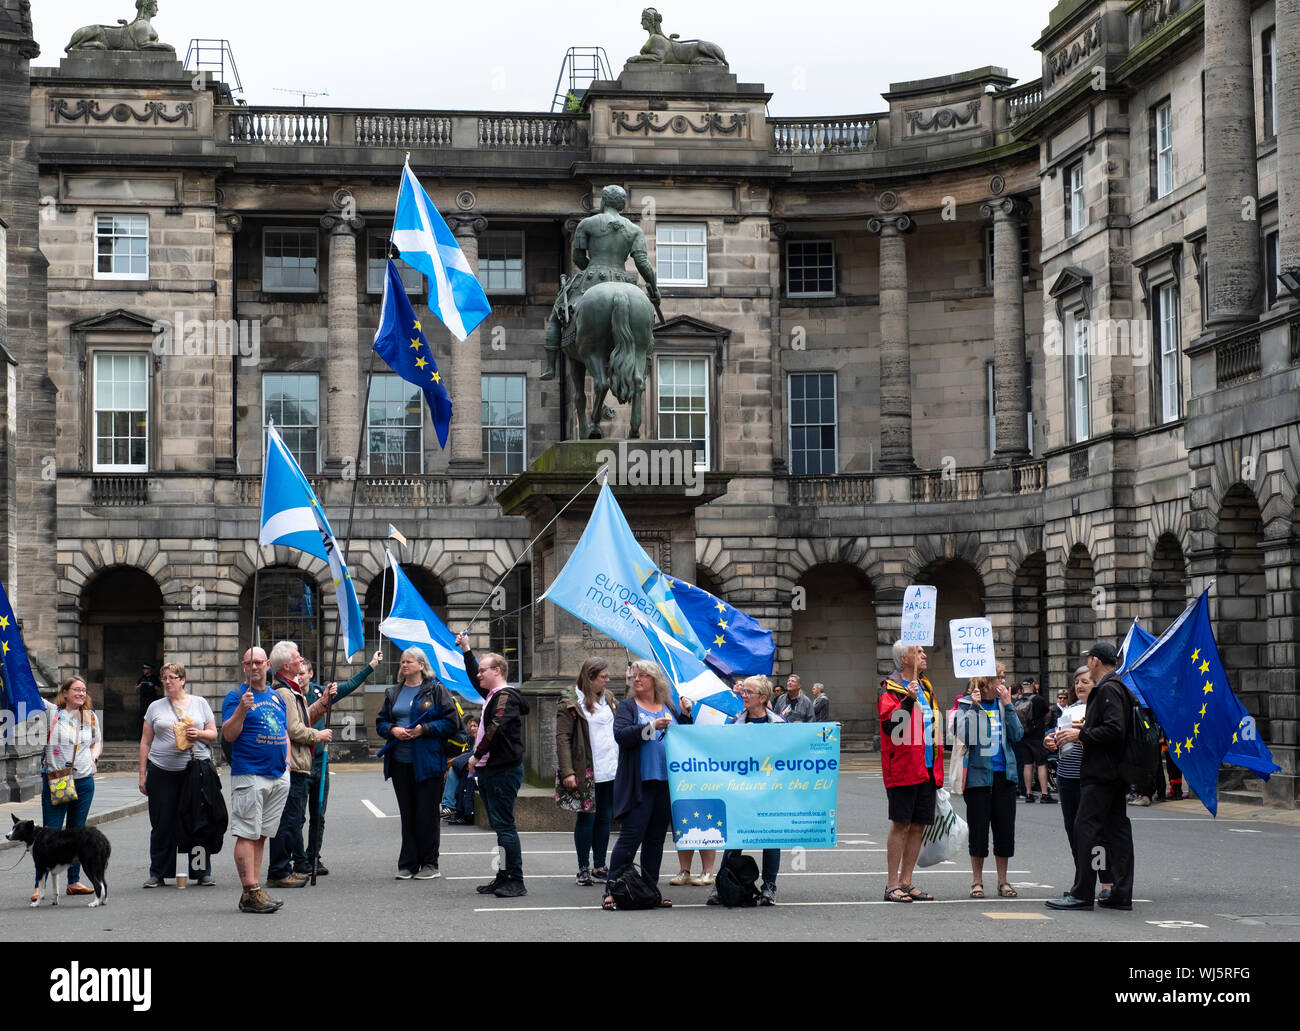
(268, 770), (309, 880)
(41, 774), (95, 884)
(478, 762), (524, 879)
(145, 762), (211, 879)
(441, 766), (460, 809)
(724, 847), (780, 887)
(573, 780), (614, 870)
(607, 779), (671, 890)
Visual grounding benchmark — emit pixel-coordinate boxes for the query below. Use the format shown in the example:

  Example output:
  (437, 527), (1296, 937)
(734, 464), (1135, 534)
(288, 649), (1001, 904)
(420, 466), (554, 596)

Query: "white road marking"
(1228, 828), (1261, 833)
(361, 799), (393, 819)
(1147, 919), (1208, 928)
(473, 897), (1080, 913)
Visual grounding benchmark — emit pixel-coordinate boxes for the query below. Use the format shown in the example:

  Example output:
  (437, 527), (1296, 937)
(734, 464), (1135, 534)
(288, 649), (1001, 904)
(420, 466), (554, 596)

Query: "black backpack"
(714, 853), (760, 908)
(1117, 685), (1163, 795)
(608, 865), (662, 910)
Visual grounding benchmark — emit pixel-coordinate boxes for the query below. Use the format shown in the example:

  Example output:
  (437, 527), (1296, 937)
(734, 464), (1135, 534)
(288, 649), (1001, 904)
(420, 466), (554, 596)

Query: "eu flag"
(665, 575), (775, 677)
(1122, 589), (1279, 816)
(0, 577), (44, 719)
(373, 257), (453, 448)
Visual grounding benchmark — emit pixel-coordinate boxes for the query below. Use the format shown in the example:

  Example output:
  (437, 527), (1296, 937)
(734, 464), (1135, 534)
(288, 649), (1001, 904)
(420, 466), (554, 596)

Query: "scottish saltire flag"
(373, 257), (453, 448)
(1116, 618), (1159, 704)
(631, 608), (742, 726)
(378, 551), (480, 705)
(0, 577), (43, 718)
(259, 422), (365, 659)
(664, 575), (774, 677)
(391, 160), (491, 341)
(540, 481), (704, 660)
(1122, 589), (1280, 816)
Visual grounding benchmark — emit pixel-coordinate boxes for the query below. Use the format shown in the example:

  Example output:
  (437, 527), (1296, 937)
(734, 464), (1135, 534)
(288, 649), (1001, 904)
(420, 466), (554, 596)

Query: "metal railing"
(770, 114), (880, 154)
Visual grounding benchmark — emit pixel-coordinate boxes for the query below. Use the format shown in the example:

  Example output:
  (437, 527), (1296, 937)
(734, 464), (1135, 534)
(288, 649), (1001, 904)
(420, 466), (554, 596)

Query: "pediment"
(70, 309), (160, 334)
(1047, 266), (1092, 299)
(653, 314), (732, 339)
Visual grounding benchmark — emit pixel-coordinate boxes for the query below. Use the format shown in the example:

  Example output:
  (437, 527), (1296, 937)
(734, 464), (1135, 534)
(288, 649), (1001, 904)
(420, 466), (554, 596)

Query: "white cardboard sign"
(900, 585), (937, 646)
(949, 617), (996, 677)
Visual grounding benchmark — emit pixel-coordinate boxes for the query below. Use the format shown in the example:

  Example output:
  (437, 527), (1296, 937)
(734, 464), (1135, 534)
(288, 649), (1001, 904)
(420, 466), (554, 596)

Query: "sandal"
(883, 886), (913, 903)
(902, 884), (933, 901)
(998, 883), (1019, 898)
(658, 898), (673, 908)
(970, 883), (985, 899)
(602, 895), (616, 911)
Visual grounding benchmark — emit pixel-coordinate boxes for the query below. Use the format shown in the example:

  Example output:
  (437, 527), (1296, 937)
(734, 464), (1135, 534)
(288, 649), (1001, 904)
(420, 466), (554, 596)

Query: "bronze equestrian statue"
(543, 186), (661, 439)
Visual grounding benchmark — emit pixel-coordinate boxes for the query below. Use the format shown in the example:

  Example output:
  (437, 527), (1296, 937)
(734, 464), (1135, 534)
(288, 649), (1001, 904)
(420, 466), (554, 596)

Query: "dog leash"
(0, 845), (32, 872)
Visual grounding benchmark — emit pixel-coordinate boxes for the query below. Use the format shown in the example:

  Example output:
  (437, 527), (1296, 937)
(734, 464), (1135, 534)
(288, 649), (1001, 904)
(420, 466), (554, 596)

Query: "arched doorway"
(1148, 533), (1190, 634)
(1215, 484), (1267, 737)
(1062, 544), (1096, 693)
(238, 567), (324, 672)
(80, 567), (164, 741)
(1012, 551), (1048, 688)
(791, 563), (876, 728)
(910, 558), (985, 710)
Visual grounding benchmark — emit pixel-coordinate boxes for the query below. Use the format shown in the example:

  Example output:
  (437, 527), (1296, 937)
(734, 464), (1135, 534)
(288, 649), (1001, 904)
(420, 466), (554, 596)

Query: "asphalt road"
(2, 765), (1297, 944)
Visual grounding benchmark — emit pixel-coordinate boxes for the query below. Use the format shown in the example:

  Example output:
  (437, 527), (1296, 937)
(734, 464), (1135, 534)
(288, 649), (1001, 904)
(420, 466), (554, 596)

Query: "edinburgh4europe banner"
(665, 724), (840, 850)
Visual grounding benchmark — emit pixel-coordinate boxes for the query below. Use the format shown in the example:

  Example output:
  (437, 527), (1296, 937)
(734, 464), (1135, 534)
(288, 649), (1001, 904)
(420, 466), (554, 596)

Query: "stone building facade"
(0, 0), (1296, 804)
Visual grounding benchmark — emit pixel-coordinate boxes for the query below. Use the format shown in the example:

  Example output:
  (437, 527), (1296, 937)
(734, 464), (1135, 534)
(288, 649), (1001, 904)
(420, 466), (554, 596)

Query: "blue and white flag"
(378, 551), (480, 705)
(259, 422), (365, 660)
(1121, 589), (1280, 816)
(630, 608), (742, 726)
(540, 481), (704, 660)
(373, 257), (453, 448)
(0, 576), (44, 719)
(391, 160), (491, 342)
(663, 574), (774, 677)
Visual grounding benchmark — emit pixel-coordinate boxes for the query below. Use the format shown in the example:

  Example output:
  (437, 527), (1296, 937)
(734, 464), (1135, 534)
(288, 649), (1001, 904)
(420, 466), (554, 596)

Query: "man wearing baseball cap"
(1046, 641), (1134, 912)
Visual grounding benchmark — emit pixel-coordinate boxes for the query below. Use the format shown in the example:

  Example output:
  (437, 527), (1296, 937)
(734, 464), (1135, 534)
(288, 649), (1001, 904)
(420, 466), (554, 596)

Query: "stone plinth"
(53, 52), (188, 81)
(496, 441), (731, 779)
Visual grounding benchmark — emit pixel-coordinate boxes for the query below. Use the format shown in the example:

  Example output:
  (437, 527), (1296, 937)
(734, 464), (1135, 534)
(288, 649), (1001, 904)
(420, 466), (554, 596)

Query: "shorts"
(1021, 737), (1048, 766)
(886, 779), (936, 826)
(230, 772), (290, 840)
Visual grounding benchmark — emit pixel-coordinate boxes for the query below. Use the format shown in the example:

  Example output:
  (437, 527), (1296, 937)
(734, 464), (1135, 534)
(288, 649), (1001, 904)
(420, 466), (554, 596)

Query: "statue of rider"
(541, 185), (661, 380)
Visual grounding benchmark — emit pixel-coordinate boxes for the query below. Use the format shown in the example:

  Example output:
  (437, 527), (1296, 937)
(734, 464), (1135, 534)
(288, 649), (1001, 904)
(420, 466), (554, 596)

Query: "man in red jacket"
(879, 641), (944, 902)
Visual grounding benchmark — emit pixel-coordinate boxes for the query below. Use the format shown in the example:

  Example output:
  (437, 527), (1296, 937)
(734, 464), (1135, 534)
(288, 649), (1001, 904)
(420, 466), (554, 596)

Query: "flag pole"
(460, 464), (609, 635)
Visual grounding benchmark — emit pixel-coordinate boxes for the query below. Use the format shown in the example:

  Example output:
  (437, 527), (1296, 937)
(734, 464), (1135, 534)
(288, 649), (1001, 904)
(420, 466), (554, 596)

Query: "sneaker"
(1130, 795), (1151, 807)
(395, 868), (416, 880)
(1024, 794), (1037, 803)
(576, 868), (594, 886)
(197, 876), (217, 887)
(267, 872), (309, 888)
(476, 871), (508, 894)
(669, 870), (692, 886)
(238, 886), (281, 914)
(592, 866), (608, 879)
(141, 876), (166, 889)
(759, 882), (777, 906)
(414, 864), (441, 880)
(446, 814), (470, 825)
(493, 878), (528, 898)
(440, 805), (454, 819)
(310, 862), (329, 876)
(691, 873), (715, 886)
(707, 890), (721, 906)
(1040, 794), (1057, 804)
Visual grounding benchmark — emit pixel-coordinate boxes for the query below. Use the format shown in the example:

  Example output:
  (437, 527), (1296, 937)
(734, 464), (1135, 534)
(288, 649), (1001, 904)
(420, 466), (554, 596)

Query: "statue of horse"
(66, 0), (176, 53)
(564, 282), (657, 439)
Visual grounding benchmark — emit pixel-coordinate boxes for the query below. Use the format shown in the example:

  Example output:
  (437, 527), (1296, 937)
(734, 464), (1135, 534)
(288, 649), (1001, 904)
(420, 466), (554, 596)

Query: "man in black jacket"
(1046, 642), (1134, 911)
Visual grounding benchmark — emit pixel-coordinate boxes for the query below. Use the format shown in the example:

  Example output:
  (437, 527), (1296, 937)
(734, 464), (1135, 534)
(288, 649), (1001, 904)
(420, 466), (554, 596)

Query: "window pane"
(788, 372), (837, 475)
(481, 374), (526, 473)
(263, 374), (320, 472)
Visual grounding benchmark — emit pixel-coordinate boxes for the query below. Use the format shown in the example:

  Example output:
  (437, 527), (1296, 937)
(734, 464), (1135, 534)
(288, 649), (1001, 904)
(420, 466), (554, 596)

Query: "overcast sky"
(34, 1), (1047, 116)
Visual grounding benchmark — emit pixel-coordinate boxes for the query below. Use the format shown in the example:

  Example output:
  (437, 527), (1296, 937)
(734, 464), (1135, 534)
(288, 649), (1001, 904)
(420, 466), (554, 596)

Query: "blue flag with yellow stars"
(373, 257), (453, 448)
(0, 577), (44, 719)
(665, 575), (775, 678)
(1121, 589), (1279, 816)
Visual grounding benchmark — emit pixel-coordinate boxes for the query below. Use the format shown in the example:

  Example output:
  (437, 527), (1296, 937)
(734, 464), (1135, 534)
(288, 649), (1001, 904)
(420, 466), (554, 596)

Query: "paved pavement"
(3, 764), (1298, 943)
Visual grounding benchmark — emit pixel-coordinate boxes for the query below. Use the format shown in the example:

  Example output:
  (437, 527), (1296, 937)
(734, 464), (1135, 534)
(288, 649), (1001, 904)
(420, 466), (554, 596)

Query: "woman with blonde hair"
(555, 656), (618, 885)
(38, 675), (103, 898)
(138, 661), (218, 887)
(603, 660), (692, 909)
(376, 646), (458, 880)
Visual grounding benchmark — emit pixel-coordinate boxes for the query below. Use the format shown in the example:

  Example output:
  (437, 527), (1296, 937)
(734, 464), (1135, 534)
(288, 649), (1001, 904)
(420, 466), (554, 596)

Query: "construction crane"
(272, 87), (331, 106)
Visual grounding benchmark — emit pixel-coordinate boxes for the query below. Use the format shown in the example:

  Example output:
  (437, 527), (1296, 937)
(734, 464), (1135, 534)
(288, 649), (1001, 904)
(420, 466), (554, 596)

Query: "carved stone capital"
(867, 213), (913, 236)
(979, 196), (1032, 222)
(220, 212), (244, 234)
(563, 215), (583, 238)
(769, 220), (788, 239)
(447, 214), (489, 238)
(320, 212), (365, 235)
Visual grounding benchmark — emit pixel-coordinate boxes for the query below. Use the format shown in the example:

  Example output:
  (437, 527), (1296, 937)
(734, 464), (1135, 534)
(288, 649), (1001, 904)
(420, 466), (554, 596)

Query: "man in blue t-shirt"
(222, 646), (290, 914)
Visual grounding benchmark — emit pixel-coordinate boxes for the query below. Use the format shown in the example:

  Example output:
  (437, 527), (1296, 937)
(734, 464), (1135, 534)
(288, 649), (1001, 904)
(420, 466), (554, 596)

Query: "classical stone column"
(1276, 0), (1300, 296)
(213, 211), (242, 473)
(447, 215), (488, 471)
(981, 195), (1031, 460)
(868, 213), (915, 471)
(1204, 0), (1263, 325)
(320, 208), (364, 474)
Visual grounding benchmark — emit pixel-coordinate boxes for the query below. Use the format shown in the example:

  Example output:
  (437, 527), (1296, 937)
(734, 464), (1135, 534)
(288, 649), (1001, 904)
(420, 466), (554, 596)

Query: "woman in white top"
(138, 661), (218, 887)
(39, 675), (103, 898)
(555, 656), (619, 885)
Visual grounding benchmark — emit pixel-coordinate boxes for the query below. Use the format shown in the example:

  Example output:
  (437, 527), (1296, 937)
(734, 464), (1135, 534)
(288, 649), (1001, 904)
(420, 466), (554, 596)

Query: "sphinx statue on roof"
(627, 7), (728, 67)
(66, 0), (176, 53)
